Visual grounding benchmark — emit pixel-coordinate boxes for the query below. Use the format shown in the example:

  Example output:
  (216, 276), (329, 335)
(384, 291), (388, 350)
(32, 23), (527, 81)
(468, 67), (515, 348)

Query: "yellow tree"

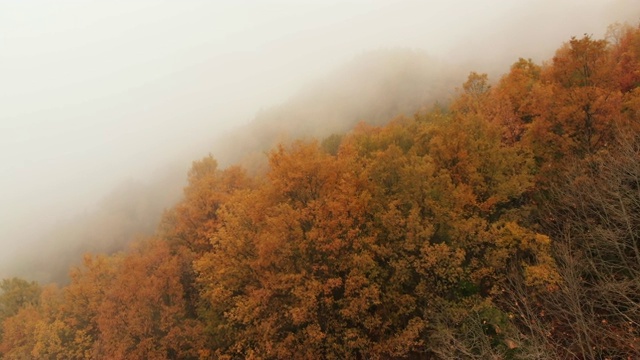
(161, 156), (252, 255)
(95, 239), (206, 359)
(537, 35), (623, 158)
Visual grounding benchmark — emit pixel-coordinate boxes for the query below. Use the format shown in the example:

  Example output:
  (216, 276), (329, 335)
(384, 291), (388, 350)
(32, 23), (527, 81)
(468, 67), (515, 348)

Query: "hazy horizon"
(1, 0), (638, 281)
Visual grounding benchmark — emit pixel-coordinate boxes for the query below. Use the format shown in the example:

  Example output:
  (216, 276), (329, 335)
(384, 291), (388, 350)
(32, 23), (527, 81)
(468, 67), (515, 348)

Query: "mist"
(1, 0), (638, 283)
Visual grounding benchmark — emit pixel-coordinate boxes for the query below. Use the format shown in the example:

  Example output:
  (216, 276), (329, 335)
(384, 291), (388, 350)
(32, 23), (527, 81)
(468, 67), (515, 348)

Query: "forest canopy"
(1, 23), (640, 359)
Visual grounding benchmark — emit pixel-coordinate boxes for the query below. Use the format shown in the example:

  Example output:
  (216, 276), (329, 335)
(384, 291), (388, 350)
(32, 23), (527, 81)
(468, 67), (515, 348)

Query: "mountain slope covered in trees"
(1, 23), (640, 359)
(3, 49), (462, 285)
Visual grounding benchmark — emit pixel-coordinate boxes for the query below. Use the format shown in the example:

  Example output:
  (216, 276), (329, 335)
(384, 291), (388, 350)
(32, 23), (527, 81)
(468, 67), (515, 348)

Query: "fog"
(1, 0), (638, 283)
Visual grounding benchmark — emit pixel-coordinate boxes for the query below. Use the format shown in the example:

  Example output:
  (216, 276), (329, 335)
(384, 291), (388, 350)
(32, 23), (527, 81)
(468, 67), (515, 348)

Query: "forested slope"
(1, 24), (640, 359)
(4, 49), (460, 285)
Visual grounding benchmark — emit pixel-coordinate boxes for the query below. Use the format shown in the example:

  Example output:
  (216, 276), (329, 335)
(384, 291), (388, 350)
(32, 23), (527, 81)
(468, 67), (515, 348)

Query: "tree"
(536, 132), (640, 359)
(161, 156), (252, 255)
(451, 72), (491, 115)
(539, 35), (622, 158)
(488, 58), (543, 144)
(95, 239), (206, 359)
(0, 304), (42, 358)
(0, 277), (41, 324)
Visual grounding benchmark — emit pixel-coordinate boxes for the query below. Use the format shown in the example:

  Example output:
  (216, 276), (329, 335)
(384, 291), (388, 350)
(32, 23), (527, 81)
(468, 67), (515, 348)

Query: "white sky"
(0, 0), (638, 268)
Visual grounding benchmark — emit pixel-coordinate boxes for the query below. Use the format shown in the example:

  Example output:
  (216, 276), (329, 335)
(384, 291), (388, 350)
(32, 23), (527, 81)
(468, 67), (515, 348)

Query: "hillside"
(2, 49), (462, 285)
(1, 23), (640, 359)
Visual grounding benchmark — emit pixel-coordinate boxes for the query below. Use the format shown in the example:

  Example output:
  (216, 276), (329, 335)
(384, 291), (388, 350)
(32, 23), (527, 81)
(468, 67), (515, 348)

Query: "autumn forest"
(2, 24), (640, 359)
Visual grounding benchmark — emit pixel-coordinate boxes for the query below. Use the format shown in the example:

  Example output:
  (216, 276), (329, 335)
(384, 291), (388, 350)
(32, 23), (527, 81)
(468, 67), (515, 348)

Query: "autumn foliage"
(2, 23), (640, 359)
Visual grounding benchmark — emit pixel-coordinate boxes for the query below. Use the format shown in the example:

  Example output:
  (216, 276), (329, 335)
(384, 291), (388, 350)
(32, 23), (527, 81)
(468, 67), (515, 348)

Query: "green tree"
(0, 277), (41, 323)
